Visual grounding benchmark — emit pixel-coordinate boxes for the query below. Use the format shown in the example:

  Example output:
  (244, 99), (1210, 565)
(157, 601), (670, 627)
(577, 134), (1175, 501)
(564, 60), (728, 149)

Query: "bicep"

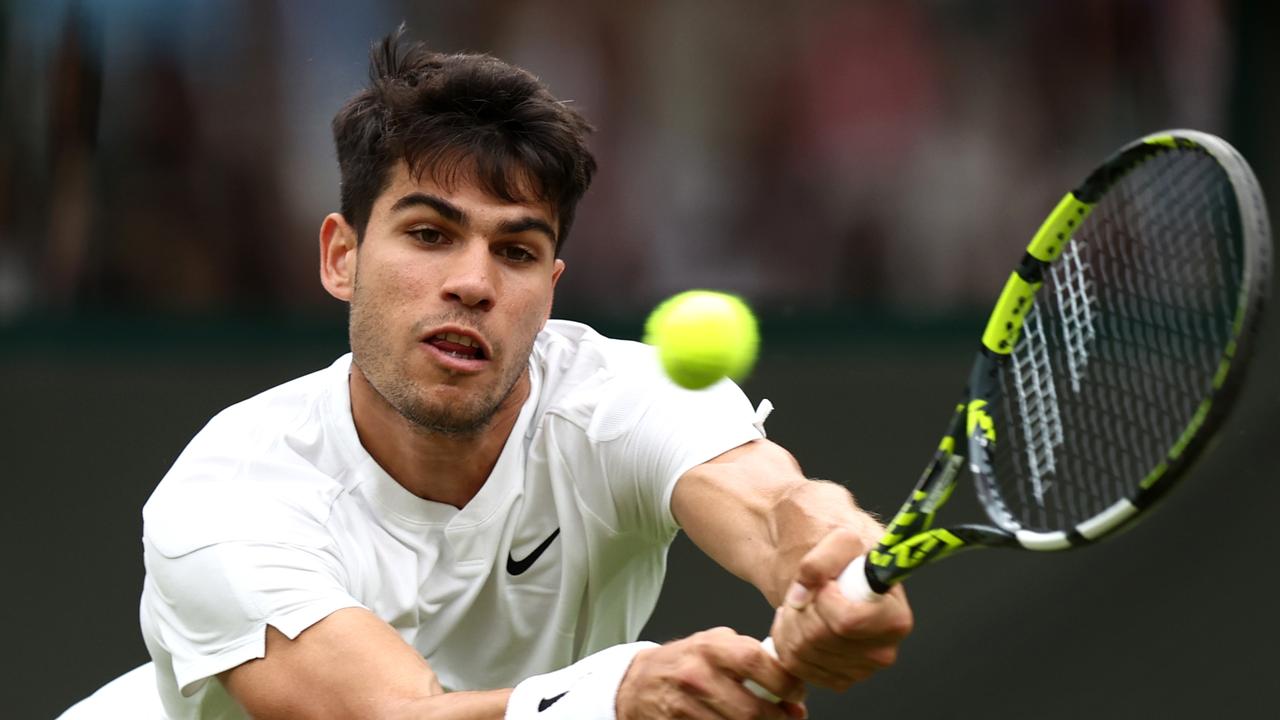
(219, 607), (446, 719)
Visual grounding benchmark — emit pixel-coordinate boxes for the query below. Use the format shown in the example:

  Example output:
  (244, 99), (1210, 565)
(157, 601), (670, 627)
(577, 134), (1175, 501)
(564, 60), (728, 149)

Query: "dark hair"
(332, 26), (596, 253)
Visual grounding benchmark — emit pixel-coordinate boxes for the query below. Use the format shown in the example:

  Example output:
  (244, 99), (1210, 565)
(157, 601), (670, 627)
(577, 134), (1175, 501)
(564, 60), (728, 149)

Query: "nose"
(440, 242), (495, 311)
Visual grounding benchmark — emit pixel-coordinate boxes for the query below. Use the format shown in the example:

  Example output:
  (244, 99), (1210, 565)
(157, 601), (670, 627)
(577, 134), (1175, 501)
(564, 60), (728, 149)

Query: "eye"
(409, 227), (447, 246)
(497, 244), (537, 263)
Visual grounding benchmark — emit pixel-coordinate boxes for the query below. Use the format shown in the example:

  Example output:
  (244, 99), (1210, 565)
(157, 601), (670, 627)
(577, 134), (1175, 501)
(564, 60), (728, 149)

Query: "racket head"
(969, 129), (1271, 549)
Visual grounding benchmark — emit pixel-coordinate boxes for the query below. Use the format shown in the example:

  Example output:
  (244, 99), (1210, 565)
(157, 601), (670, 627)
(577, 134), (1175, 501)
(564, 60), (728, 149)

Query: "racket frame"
(862, 129), (1271, 593)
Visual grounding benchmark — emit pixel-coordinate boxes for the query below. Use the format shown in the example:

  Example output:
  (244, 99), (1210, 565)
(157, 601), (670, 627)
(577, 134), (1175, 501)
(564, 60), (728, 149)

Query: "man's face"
(346, 163), (564, 436)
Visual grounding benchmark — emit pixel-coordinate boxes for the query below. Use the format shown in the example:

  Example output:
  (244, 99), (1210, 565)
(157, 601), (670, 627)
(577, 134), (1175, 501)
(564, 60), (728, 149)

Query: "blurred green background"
(3, 1), (1278, 717)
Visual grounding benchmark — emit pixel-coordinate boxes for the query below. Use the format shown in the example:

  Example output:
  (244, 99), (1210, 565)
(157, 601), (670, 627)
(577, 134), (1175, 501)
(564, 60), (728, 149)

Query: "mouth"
(420, 326), (491, 373)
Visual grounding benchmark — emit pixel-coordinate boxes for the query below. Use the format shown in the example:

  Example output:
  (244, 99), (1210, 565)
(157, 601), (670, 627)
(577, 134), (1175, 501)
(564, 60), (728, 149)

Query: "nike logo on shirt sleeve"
(506, 528), (561, 576)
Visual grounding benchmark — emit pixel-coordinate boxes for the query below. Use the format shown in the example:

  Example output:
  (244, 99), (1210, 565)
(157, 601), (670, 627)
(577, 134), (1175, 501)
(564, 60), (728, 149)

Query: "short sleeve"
(141, 537), (365, 696)
(591, 376), (764, 542)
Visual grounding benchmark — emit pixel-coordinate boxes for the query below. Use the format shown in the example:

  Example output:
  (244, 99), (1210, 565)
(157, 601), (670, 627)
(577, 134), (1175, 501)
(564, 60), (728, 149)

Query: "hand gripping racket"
(755, 129), (1271, 686)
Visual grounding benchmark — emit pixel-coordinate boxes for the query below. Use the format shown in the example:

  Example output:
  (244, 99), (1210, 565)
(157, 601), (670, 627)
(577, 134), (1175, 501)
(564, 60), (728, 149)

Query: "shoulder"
(198, 355), (350, 452)
(532, 320), (756, 441)
(143, 356), (354, 558)
(535, 320), (660, 384)
(532, 320), (665, 434)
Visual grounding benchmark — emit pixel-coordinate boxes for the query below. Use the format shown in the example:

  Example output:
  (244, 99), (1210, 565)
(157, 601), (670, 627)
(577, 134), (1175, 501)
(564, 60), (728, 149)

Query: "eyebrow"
(390, 192), (465, 224)
(389, 192), (558, 245)
(498, 217), (558, 245)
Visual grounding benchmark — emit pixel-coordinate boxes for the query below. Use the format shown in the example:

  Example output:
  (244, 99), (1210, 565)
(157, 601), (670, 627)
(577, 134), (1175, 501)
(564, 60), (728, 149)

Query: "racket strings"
(1052, 243), (1099, 394)
(991, 147), (1244, 533)
(1009, 303), (1066, 505)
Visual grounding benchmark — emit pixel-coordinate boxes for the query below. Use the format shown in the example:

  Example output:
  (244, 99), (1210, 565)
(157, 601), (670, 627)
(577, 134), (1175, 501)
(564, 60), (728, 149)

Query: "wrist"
(505, 642), (657, 720)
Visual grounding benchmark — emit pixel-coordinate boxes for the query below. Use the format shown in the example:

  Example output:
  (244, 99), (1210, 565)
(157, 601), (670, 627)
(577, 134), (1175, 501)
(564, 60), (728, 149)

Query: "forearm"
(762, 479), (883, 606)
(227, 673), (508, 720)
(672, 440), (884, 608)
(224, 611), (657, 720)
(222, 611), (511, 720)
(384, 689), (511, 720)
(675, 444), (913, 692)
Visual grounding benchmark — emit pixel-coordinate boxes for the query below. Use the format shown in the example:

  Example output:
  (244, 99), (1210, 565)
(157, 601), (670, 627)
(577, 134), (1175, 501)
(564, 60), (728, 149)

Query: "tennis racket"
(756, 128), (1271, 678)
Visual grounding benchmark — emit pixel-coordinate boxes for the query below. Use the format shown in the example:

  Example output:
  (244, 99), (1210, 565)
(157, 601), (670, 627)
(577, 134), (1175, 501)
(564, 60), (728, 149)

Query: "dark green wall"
(7, 311), (1277, 718)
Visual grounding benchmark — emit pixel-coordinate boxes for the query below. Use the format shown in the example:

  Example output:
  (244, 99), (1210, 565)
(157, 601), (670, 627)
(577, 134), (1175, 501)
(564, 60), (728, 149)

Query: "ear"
(551, 258), (565, 289)
(541, 258), (566, 328)
(320, 213), (359, 302)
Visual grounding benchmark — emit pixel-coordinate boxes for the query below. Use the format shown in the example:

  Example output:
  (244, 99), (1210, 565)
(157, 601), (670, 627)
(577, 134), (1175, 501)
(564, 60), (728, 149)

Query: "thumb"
(784, 528), (868, 610)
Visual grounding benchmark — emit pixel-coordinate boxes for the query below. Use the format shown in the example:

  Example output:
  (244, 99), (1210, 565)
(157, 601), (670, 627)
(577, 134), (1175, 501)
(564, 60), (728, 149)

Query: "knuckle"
(889, 610), (915, 639)
(797, 615), (825, 647)
(829, 609), (865, 639)
(830, 526), (860, 543)
(796, 553), (823, 581)
(853, 664), (881, 683)
(725, 643), (758, 671)
(778, 677), (805, 702)
(667, 699), (697, 720)
(672, 666), (710, 697)
(691, 626), (731, 653)
(660, 692), (698, 719)
(829, 527), (866, 555)
(773, 635), (798, 668)
(866, 645), (899, 670)
(809, 671), (844, 691)
(704, 625), (736, 641)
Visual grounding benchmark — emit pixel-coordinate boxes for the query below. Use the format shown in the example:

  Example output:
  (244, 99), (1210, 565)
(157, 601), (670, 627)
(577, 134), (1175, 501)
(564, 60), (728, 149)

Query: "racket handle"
(747, 555), (882, 700)
(835, 553), (881, 603)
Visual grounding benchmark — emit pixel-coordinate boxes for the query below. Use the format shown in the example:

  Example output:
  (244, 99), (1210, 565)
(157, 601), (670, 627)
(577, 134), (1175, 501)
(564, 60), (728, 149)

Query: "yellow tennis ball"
(643, 290), (759, 390)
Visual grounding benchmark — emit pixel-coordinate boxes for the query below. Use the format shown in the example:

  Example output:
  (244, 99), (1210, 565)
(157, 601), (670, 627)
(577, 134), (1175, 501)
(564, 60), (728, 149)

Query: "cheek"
(516, 283), (554, 327)
(359, 256), (434, 316)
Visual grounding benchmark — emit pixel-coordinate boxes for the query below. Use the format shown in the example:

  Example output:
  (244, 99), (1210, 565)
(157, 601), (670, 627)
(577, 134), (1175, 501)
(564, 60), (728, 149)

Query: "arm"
(219, 444), (819, 719)
(671, 439), (881, 606)
(671, 438), (914, 689)
(222, 607), (805, 720)
(219, 607), (508, 720)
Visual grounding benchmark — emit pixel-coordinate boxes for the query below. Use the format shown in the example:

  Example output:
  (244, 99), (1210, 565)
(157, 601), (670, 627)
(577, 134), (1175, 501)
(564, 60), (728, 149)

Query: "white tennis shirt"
(137, 320), (764, 719)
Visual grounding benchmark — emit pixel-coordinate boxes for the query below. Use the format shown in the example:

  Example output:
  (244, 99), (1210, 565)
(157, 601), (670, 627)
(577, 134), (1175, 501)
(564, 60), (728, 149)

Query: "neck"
(347, 364), (529, 509)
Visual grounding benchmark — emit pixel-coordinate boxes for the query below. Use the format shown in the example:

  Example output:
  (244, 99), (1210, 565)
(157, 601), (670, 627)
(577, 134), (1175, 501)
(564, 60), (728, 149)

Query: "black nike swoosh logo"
(507, 527), (560, 576)
(538, 691), (568, 711)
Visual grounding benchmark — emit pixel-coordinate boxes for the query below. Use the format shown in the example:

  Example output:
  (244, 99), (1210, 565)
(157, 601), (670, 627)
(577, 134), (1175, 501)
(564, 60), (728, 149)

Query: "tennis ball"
(643, 290), (759, 390)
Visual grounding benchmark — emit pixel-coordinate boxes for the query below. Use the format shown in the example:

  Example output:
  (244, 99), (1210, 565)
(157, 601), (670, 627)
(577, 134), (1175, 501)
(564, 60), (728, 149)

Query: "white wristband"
(505, 642), (657, 720)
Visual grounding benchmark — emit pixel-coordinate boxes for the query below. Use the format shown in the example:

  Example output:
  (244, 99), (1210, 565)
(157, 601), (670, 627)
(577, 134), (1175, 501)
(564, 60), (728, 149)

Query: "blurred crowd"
(0, 0), (1235, 323)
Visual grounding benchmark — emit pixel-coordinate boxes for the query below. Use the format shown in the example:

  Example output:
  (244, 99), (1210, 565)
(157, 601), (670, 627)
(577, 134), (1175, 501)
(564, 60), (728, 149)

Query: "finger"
(708, 633), (805, 705)
(770, 607), (863, 689)
(785, 528), (868, 610)
(781, 588), (906, 686)
(811, 581), (913, 648)
(780, 700), (809, 720)
(774, 600), (901, 688)
(657, 634), (741, 720)
(771, 638), (856, 691)
(697, 672), (797, 720)
(656, 695), (720, 720)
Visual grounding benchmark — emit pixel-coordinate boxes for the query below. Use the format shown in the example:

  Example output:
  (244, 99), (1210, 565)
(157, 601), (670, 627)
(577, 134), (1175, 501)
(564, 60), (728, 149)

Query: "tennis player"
(61, 28), (911, 720)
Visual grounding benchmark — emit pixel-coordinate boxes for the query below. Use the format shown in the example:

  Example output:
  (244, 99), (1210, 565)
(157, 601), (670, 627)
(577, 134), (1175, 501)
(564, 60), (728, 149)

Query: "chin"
(403, 388), (495, 431)
(407, 403), (495, 437)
